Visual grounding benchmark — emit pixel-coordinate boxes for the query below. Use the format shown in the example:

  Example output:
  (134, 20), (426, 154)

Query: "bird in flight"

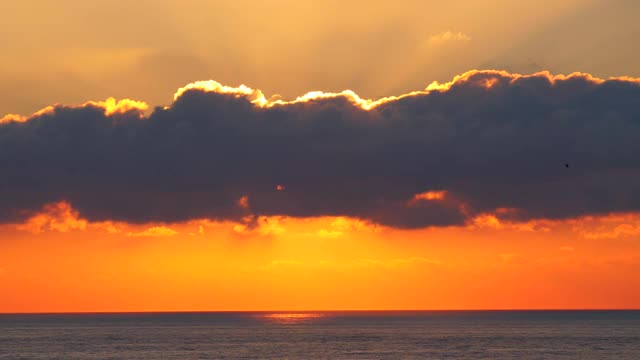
(565, 163), (570, 168)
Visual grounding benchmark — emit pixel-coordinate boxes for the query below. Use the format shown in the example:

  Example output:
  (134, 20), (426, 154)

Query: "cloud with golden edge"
(315, 217), (381, 238)
(470, 210), (554, 232)
(233, 216), (286, 236)
(238, 195), (250, 209)
(126, 226), (178, 238)
(15, 201), (126, 234)
(5, 69), (639, 126)
(568, 212), (640, 239)
(581, 224), (640, 239)
(18, 201), (88, 233)
(85, 97), (149, 116)
(407, 190), (448, 207)
(0, 97), (147, 124)
(171, 69), (639, 114)
(3, 69), (640, 230)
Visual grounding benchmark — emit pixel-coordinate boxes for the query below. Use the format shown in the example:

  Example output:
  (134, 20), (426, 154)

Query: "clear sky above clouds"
(1, 0), (638, 116)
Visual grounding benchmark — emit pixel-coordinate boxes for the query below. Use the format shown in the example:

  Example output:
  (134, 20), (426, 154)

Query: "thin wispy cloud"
(428, 31), (471, 43)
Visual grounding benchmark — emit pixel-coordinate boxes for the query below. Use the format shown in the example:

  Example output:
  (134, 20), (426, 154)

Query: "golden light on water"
(259, 313), (326, 324)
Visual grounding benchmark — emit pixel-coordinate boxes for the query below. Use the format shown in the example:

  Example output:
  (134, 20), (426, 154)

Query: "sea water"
(1, 310), (639, 359)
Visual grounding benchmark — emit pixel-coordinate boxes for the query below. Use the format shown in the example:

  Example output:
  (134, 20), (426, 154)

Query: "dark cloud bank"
(1, 70), (640, 228)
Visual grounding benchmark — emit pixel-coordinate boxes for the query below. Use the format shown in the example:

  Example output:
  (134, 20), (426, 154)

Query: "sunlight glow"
(0, 98), (147, 124)
(170, 70), (640, 114)
(259, 312), (325, 324)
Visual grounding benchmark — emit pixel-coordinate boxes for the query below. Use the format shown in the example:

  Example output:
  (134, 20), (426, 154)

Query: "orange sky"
(2, 1), (640, 312)
(1, 201), (639, 312)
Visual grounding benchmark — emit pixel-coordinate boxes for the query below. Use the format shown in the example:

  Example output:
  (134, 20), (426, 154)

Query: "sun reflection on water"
(258, 312), (325, 324)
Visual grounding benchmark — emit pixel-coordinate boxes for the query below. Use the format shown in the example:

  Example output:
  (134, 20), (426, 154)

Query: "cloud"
(567, 212), (640, 239)
(17, 201), (88, 233)
(428, 31), (471, 43)
(0, 97), (148, 124)
(16, 201), (125, 234)
(232, 216), (286, 236)
(127, 226), (178, 238)
(579, 223), (640, 240)
(1, 70), (640, 228)
(315, 216), (380, 238)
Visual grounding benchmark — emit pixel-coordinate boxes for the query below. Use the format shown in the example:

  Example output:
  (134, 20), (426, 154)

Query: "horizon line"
(2, 308), (639, 315)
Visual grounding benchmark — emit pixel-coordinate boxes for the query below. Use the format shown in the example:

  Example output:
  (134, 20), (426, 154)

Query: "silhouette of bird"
(565, 163), (570, 168)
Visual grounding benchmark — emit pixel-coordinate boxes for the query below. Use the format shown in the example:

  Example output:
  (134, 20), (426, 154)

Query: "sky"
(1, 0), (640, 312)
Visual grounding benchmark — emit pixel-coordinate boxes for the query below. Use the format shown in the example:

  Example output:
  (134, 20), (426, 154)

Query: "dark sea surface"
(1, 310), (639, 359)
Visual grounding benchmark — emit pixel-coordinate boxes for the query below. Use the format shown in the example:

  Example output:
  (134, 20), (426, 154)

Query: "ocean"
(1, 311), (639, 359)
